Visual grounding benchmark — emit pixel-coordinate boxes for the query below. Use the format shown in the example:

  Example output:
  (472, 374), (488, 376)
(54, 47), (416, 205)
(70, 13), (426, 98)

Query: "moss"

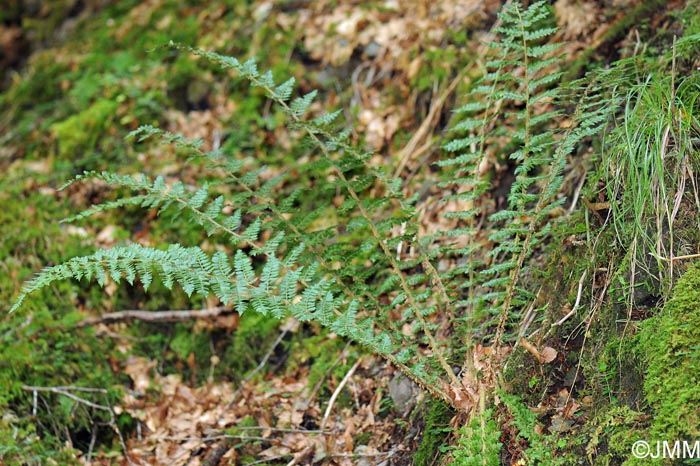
(639, 263), (700, 440)
(291, 334), (348, 392)
(579, 406), (647, 465)
(224, 312), (282, 376)
(50, 98), (119, 160)
(414, 399), (453, 466)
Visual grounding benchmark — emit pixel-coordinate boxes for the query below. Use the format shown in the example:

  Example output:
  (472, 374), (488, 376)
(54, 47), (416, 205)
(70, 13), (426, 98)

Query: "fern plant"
(438, 1), (615, 368)
(10, 2), (614, 414)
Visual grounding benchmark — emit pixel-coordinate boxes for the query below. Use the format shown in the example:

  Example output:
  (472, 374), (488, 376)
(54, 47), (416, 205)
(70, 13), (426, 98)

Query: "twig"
(104, 394), (133, 466)
(565, 259), (613, 406)
(22, 385), (111, 411)
(582, 197), (607, 223)
(550, 271), (587, 330)
(227, 426), (327, 434)
(224, 327), (289, 410)
(38, 395), (62, 442)
(77, 307), (231, 326)
(329, 450), (394, 459)
(202, 442), (229, 466)
(320, 359), (361, 433)
(301, 341), (352, 412)
(286, 445), (314, 466)
(244, 455), (290, 466)
(568, 170), (587, 214)
(28, 385), (109, 393)
(518, 338), (545, 363)
(657, 252), (700, 262)
(156, 434), (272, 442)
(22, 385), (134, 465)
(516, 287), (542, 343)
(87, 423), (97, 464)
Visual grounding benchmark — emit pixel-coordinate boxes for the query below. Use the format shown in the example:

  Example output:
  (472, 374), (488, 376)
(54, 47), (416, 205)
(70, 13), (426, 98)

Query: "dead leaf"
(541, 346), (558, 363)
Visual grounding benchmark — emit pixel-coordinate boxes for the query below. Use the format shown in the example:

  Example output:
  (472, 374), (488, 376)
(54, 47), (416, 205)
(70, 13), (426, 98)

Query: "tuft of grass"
(604, 64), (700, 298)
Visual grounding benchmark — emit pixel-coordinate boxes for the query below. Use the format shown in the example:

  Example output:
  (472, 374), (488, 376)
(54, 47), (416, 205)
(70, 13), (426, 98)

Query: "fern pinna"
(10, 2), (612, 412)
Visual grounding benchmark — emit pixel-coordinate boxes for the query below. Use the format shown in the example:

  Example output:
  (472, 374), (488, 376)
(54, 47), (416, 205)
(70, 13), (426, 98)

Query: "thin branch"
(29, 385), (108, 393)
(224, 327), (289, 410)
(320, 359), (361, 433)
(393, 66), (470, 178)
(301, 341), (352, 411)
(244, 455), (290, 466)
(568, 170), (587, 214)
(22, 385), (111, 412)
(87, 423), (97, 464)
(22, 385), (134, 465)
(329, 450), (394, 459)
(657, 252), (700, 262)
(547, 271), (587, 334)
(286, 444), (314, 466)
(77, 307), (231, 326)
(222, 426), (328, 434)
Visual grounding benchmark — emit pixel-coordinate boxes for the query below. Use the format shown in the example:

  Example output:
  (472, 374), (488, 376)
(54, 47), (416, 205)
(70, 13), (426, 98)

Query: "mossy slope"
(640, 263), (700, 440)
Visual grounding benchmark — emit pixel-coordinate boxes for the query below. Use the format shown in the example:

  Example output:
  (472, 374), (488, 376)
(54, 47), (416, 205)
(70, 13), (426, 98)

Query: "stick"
(224, 328), (289, 411)
(286, 445), (314, 466)
(22, 385), (111, 411)
(657, 252), (700, 262)
(22, 385), (134, 465)
(393, 67), (469, 178)
(556, 271), (586, 325)
(320, 359), (361, 433)
(77, 307), (231, 326)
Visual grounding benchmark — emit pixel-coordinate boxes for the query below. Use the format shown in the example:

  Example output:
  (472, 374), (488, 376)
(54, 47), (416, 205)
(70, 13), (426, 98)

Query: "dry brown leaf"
(124, 356), (156, 393)
(541, 346), (558, 363)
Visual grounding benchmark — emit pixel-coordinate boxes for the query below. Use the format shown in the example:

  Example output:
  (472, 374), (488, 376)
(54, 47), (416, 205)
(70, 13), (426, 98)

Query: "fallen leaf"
(541, 346), (558, 363)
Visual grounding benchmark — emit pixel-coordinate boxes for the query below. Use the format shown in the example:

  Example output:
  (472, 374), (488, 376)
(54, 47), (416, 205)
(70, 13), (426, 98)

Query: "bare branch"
(77, 307), (232, 327)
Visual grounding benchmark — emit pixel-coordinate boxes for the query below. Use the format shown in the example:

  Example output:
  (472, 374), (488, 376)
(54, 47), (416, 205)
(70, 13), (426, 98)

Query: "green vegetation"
(10, 4), (617, 431)
(452, 407), (501, 466)
(640, 263), (700, 440)
(415, 399), (454, 466)
(2, 0), (700, 464)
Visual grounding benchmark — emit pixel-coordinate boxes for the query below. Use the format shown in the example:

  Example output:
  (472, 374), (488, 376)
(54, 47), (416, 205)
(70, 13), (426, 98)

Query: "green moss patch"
(640, 263), (700, 440)
(50, 98), (119, 160)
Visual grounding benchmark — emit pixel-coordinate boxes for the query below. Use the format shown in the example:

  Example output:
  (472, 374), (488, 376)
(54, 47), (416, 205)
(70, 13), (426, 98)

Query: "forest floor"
(1, 1), (699, 465)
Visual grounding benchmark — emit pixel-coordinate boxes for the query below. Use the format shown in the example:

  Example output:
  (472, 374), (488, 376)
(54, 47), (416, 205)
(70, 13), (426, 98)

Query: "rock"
(364, 41), (382, 58)
(388, 374), (417, 414)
